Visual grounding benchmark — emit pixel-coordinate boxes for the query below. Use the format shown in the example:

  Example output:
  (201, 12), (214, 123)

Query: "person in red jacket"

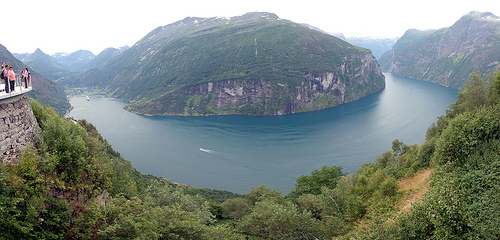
(8, 66), (18, 92)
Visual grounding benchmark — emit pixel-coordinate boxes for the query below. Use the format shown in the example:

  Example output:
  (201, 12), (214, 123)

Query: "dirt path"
(397, 168), (432, 214)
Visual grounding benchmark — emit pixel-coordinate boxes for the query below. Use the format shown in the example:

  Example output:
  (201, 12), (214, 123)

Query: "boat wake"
(199, 148), (214, 153)
(198, 147), (287, 177)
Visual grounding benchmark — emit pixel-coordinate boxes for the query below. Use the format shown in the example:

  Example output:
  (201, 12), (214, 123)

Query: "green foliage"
(448, 72), (487, 117)
(487, 71), (500, 104)
(245, 184), (285, 206)
(434, 104), (500, 167)
(391, 139), (410, 156)
(374, 71), (500, 239)
(288, 165), (344, 200)
(236, 200), (318, 239)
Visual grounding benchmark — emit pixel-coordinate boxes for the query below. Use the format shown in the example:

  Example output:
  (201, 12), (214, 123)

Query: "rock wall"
(0, 94), (39, 164)
(129, 51), (385, 116)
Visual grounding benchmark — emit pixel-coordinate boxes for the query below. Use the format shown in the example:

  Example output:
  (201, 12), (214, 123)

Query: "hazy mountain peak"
(465, 11), (500, 22)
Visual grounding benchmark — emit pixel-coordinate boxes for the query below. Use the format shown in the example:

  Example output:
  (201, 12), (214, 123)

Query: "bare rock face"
(131, 52), (384, 116)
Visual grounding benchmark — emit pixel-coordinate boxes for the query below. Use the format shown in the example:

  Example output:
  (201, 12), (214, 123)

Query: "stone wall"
(0, 94), (39, 164)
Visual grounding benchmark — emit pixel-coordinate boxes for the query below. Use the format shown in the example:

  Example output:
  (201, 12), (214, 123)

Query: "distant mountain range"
(66, 12), (385, 116)
(345, 37), (398, 60)
(379, 11), (500, 89)
(15, 46), (129, 81)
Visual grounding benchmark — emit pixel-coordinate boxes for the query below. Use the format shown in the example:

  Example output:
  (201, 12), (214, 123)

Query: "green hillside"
(67, 12), (384, 116)
(2, 71), (499, 239)
(379, 11), (500, 89)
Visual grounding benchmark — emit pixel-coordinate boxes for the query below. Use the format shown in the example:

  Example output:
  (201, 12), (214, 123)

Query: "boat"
(86, 95), (90, 101)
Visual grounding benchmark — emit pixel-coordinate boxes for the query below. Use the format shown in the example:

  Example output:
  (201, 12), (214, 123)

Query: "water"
(68, 73), (458, 194)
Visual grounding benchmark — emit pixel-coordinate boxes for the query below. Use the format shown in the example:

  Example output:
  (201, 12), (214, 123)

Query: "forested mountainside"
(379, 11), (500, 89)
(65, 12), (385, 116)
(2, 71), (499, 239)
(0, 45), (70, 114)
(21, 48), (69, 81)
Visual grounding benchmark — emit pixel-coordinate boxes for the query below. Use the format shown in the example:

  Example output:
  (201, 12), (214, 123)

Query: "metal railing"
(0, 73), (32, 98)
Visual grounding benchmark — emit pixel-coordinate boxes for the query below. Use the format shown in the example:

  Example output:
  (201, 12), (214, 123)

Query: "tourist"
(8, 66), (18, 92)
(22, 68), (29, 88)
(3, 64), (9, 93)
(0, 62), (4, 92)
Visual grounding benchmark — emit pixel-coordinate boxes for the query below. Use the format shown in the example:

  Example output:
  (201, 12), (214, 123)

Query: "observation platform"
(0, 75), (32, 101)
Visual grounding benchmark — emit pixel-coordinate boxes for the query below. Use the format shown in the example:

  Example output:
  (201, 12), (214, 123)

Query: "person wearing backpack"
(0, 62), (4, 92)
(2, 64), (9, 93)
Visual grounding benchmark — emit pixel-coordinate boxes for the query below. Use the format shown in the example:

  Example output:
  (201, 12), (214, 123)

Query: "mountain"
(52, 49), (95, 71)
(82, 46), (129, 70)
(379, 11), (500, 89)
(69, 12), (385, 116)
(22, 48), (69, 80)
(301, 23), (346, 40)
(346, 37), (398, 59)
(0, 45), (70, 114)
(12, 53), (29, 61)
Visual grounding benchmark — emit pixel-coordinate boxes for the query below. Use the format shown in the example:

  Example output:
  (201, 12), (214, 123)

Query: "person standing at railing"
(22, 68), (29, 88)
(2, 64), (9, 93)
(8, 66), (19, 92)
(1, 62), (4, 92)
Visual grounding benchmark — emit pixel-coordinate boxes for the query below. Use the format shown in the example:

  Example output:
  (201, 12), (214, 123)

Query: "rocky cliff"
(125, 51), (383, 116)
(70, 12), (385, 116)
(379, 11), (500, 89)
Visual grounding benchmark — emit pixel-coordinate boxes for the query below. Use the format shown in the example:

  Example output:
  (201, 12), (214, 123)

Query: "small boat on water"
(86, 95), (90, 101)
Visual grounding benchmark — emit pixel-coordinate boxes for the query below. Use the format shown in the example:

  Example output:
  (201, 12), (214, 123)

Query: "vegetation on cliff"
(1, 71), (499, 239)
(65, 12), (384, 116)
(379, 11), (500, 89)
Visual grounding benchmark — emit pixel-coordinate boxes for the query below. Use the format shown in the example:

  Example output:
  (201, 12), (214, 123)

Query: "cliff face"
(125, 52), (384, 116)
(73, 12), (385, 116)
(0, 95), (39, 163)
(379, 11), (500, 89)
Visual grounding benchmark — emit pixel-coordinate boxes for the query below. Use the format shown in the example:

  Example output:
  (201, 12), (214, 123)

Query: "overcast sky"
(3, 0), (499, 55)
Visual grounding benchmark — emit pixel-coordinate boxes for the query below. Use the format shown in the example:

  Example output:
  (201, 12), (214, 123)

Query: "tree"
(449, 72), (487, 117)
(487, 71), (500, 105)
(288, 166), (344, 200)
(391, 139), (410, 157)
(237, 200), (318, 239)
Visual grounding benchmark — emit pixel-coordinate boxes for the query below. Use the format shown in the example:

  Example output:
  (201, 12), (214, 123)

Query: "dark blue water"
(68, 73), (458, 194)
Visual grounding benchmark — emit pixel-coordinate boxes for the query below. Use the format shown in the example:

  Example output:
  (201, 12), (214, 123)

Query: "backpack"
(0, 68), (3, 78)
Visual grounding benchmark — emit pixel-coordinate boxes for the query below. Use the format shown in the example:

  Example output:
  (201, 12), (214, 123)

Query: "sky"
(3, 0), (499, 55)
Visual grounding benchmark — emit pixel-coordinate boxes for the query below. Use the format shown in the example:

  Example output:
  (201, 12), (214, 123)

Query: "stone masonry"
(0, 94), (39, 164)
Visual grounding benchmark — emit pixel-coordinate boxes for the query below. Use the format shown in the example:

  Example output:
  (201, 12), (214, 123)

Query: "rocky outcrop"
(0, 94), (39, 164)
(379, 11), (500, 89)
(128, 52), (385, 116)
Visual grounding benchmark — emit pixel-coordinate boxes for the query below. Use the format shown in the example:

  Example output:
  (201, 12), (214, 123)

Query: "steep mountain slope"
(71, 12), (385, 116)
(0, 45), (70, 114)
(22, 48), (69, 80)
(379, 11), (500, 89)
(53, 49), (95, 71)
(82, 46), (129, 70)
